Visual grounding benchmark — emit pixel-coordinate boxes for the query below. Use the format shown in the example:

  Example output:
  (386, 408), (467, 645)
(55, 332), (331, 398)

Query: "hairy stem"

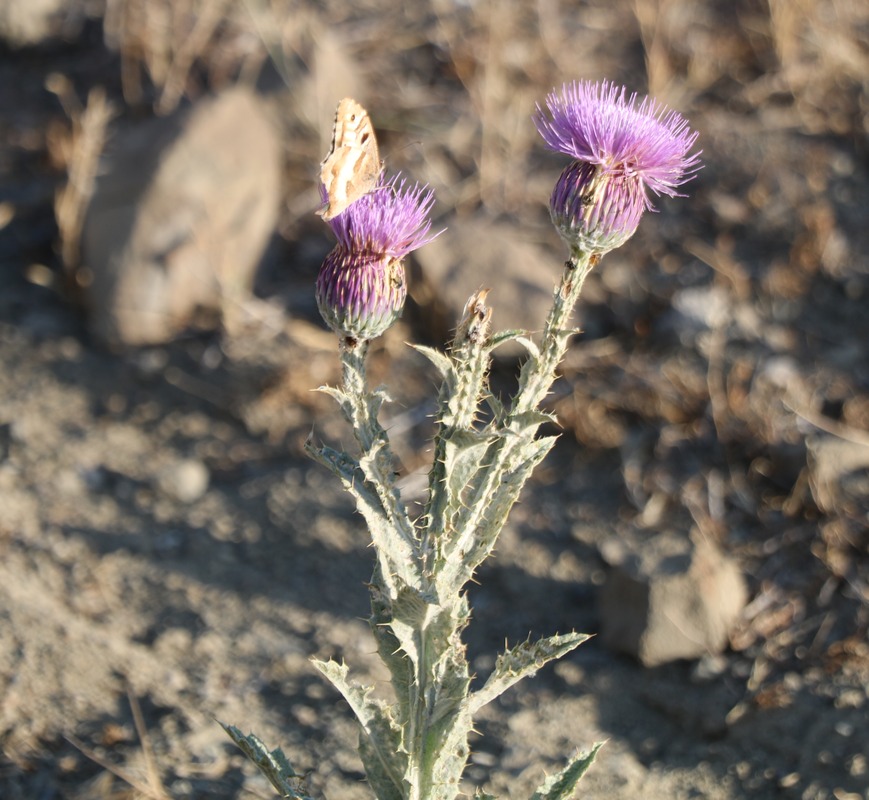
(339, 338), (420, 565)
(511, 250), (598, 419)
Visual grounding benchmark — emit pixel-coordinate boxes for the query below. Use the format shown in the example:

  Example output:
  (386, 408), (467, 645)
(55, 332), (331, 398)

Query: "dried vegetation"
(0, 0), (867, 798)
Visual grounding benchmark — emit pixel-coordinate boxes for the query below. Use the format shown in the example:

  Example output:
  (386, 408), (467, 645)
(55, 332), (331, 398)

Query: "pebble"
(847, 754), (866, 777)
(158, 459), (210, 504)
(779, 772), (800, 788)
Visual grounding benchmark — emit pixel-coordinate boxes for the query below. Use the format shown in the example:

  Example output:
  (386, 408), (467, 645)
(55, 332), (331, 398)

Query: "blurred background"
(0, 1), (867, 798)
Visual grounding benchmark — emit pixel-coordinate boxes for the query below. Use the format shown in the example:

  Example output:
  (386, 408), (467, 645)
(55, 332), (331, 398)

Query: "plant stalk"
(511, 250), (597, 419)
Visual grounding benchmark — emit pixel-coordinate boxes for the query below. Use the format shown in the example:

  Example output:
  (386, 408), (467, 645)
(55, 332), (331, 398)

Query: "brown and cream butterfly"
(317, 97), (383, 220)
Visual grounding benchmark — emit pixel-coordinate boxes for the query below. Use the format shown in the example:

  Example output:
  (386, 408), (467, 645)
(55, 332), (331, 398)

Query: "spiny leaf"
(306, 440), (420, 593)
(369, 587), (414, 725)
(446, 434), (558, 590)
(512, 336), (541, 359)
(303, 440), (361, 483)
(314, 386), (355, 424)
(388, 582), (436, 670)
(484, 392), (507, 425)
(409, 343), (454, 379)
(312, 660), (408, 800)
(529, 743), (604, 800)
(506, 408), (559, 432)
(470, 632), (591, 713)
(421, 693), (473, 800)
(442, 430), (497, 502)
(488, 328), (532, 350)
(357, 445), (421, 590)
(220, 723), (314, 800)
(315, 384), (349, 406)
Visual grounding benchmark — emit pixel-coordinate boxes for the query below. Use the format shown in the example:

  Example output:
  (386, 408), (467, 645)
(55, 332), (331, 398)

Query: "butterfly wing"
(318, 98), (382, 220)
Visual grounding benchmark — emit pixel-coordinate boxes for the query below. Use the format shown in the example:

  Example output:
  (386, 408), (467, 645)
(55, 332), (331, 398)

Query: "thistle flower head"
(323, 174), (438, 260)
(534, 80), (701, 255)
(316, 175), (438, 341)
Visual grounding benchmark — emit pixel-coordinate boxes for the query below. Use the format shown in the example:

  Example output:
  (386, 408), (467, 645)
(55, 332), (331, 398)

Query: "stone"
(599, 533), (747, 667)
(81, 87), (281, 347)
(411, 218), (556, 355)
(157, 459), (210, 504)
(807, 435), (869, 515)
(0, 0), (67, 47)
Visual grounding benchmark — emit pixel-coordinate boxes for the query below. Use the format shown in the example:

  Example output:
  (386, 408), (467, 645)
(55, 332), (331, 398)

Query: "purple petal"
(534, 80), (702, 202)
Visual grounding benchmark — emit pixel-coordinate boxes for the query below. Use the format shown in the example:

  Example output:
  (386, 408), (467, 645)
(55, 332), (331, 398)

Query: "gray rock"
(599, 533), (747, 667)
(807, 435), (869, 515)
(0, 0), (67, 46)
(157, 459), (210, 504)
(82, 88), (281, 347)
(412, 218), (557, 354)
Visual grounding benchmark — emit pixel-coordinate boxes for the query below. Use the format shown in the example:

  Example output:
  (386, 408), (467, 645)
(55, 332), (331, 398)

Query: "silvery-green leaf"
(442, 431), (497, 506)
(445, 434), (557, 589)
(368, 591), (414, 725)
(307, 440), (421, 593)
(220, 723), (314, 799)
(418, 688), (473, 800)
(484, 392), (506, 424)
(303, 440), (361, 483)
(428, 644), (470, 727)
(506, 409), (559, 432)
(470, 632), (591, 713)
(488, 329), (531, 350)
(389, 582), (439, 669)
(357, 445), (421, 589)
(426, 429), (497, 565)
(427, 714), (473, 800)
(512, 336), (541, 359)
(529, 743), (604, 800)
(409, 344), (454, 379)
(312, 660), (408, 800)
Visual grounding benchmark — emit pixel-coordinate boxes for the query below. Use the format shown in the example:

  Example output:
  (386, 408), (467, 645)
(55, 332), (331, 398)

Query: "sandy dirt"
(1, 2), (868, 799)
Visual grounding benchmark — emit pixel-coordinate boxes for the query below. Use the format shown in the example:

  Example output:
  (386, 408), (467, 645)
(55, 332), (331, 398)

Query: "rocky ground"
(1, 1), (867, 799)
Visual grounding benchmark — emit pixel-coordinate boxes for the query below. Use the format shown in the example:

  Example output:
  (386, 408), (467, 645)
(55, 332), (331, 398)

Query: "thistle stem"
(339, 338), (377, 450)
(511, 250), (597, 419)
(338, 337), (420, 564)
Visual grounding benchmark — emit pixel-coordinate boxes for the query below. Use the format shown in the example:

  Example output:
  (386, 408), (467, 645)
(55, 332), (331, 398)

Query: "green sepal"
(220, 723), (314, 799)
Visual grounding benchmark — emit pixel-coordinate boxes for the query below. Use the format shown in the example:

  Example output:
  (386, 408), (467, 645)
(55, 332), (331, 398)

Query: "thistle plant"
(223, 80), (700, 800)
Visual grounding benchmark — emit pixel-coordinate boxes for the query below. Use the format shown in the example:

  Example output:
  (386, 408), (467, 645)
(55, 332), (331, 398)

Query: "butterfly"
(317, 97), (383, 220)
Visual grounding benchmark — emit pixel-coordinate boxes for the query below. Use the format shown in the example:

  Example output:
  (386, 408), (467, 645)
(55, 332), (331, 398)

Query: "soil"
(1, 2), (868, 800)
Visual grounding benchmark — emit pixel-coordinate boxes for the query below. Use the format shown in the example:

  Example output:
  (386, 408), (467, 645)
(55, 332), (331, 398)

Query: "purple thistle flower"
(316, 247), (407, 342)
(534, 80), (701, 255)
(316, 175), (439, 341)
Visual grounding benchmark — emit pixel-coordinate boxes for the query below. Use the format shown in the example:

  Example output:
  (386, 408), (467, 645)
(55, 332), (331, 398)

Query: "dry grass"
(46, 76), (116, 279)
(81, 0), (867, 221)
(103, 0), (271, 113)
(0, 1), (863, 798)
